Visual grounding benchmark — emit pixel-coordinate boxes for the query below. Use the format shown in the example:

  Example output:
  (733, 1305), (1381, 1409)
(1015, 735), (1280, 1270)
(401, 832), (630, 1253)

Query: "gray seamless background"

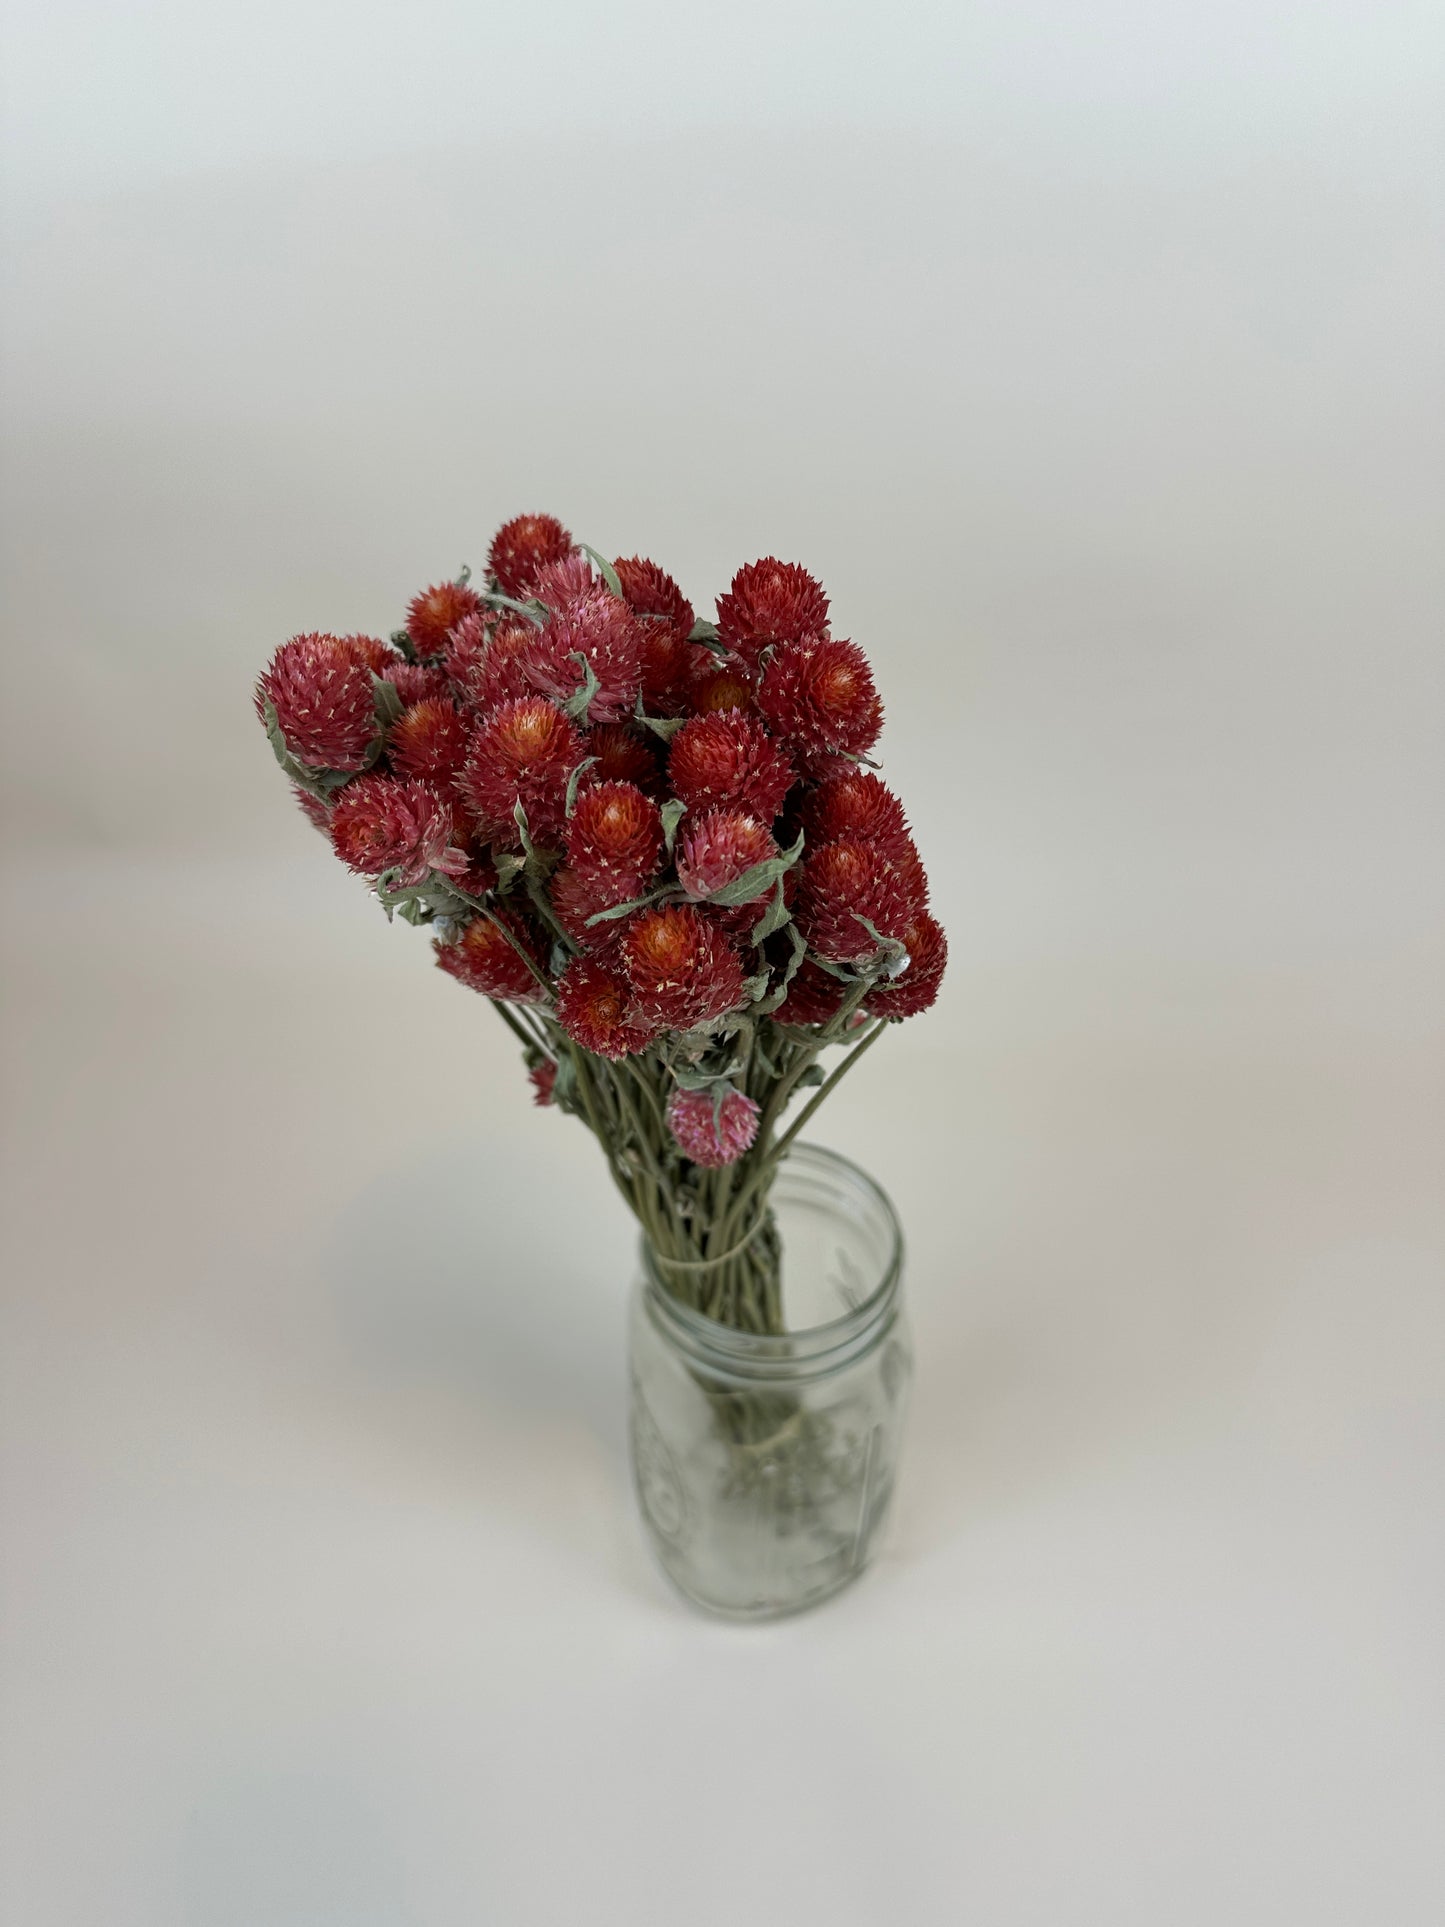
(2, 4), (1442, 1923)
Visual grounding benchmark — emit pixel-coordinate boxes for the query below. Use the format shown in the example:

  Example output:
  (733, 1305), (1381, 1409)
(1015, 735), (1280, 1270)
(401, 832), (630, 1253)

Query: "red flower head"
(406, 581), (483, 659)
(688, 660), (755, 716)
(258, 633), (378, 771)
(383, 659), (452, 707)
(866, 909), (948, 1019)
(529, 1059), (558, 1106)
(621, 904), (746, 1030)
(668, 711), (795, 821)
(293, 785), (333, 834)
(556, 956), (655, 1060)
(756, 635), (882, 772)
(434, 906), (548, 1003)
(715, 558), (830, 665)
(388, 697), (470, 784)
(523, 590), (642, 723)
(550, 864), (624, 953)
(469, 618), (536, 715)
(772, 957), (849, 1026)
(665, 1086), (761, 1168)
(339, 634), (400, 675)
(587, 722), (665, 797)
(797, 836), (921, 964)
(564, 780), (664, 897)
(675, 808), (777, 903)
(800, 769), (913, 861)
(443, 611), (489, 690)
(330, 773), (466, 885)
(531, 552), (597, 608)
(488, 512), (576, 597)
(461, 696), (584, 845)
(613, 556), (694, 638)
(614, 556), (697, 713)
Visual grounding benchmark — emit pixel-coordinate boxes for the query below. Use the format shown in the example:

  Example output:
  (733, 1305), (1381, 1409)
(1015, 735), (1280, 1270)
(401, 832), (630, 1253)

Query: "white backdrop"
(3, 5), (1442, 1923)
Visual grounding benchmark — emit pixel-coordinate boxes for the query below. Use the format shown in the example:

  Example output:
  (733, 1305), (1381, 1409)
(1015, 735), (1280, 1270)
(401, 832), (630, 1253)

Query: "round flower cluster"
(256, 516), (946, 1162)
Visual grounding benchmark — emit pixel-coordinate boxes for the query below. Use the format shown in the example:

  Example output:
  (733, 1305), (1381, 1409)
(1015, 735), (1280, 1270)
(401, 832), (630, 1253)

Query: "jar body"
(628, 1143), (912, 1619)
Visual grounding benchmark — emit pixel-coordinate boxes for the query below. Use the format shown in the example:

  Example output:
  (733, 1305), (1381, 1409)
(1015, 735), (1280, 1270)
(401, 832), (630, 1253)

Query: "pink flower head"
(469, 619), (537, 715)
(529, 1059), (558, 1106)
(531, 552), (598, 608)
(382, 658), (451, 707)
(329, 773), (467, 885)
(523, 590), (642, 723)
(549, 864), (625, 953)
(675, 808), (778, 903)
(293, 785), (333, 834)
(258, 633), (378, 771)
(665, 1086), (761, 1168)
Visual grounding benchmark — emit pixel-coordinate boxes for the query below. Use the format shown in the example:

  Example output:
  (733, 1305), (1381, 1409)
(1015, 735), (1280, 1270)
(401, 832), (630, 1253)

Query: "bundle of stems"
(488, 980), (887, 1336)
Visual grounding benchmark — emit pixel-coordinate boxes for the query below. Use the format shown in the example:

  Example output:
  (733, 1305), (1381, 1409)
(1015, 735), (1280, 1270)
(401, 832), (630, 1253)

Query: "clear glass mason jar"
(628, 1142), (912, 1619)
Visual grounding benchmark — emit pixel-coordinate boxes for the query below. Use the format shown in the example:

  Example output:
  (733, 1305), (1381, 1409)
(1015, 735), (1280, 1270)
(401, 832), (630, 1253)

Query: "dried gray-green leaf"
(660, 797), (687, 855)
(371, 673), (405, 729)
(565, 755), (599, 818)
(580, 545), (623, 598)
(705, 829), (804, 908)
(560, 653), (602, 724)
(750, 876), (791, 945)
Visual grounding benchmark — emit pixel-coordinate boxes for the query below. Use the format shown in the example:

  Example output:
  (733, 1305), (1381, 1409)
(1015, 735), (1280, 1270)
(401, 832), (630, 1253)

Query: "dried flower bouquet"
(257, 515), (945, 1334)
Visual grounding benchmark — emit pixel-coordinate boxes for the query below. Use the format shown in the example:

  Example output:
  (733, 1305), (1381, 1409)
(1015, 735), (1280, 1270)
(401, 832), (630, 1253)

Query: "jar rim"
(640, 1141), (903, 1371)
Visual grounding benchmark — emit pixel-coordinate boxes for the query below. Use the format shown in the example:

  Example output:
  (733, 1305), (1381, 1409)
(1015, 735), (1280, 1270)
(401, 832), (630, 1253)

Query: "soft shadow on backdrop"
(2, 4), (1442, 1923)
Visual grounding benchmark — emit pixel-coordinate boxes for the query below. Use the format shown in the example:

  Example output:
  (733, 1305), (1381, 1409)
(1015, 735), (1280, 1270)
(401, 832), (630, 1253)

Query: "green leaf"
(580, 545), (623, 598)
(753, 920), (807, 1013)
(852, 914), (911, 977)
(795, 1064), (827, 1089)
(660, 798), (687, 855)
(704, 829), (804, 909)
(371, 673), (405, 729)
(633, 696), (686, 741)
(560, 653), (601, 724)
(565, 755), (599, 818)
(687, 619), (728, 659)
(390, 628), (418, 663)
(454, 563), (472, 586)
(750, 877), (791, 945)
(512, 801), (536, 864)
(584, 884), (669, 927)
(493, 851), (526, 893)
(741, 968), (771, 1004)
(479, 590), (549, 628)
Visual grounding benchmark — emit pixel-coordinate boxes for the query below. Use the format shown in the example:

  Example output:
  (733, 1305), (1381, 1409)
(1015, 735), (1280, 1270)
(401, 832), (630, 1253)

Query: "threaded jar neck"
(641, 1142), (903, 1384)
